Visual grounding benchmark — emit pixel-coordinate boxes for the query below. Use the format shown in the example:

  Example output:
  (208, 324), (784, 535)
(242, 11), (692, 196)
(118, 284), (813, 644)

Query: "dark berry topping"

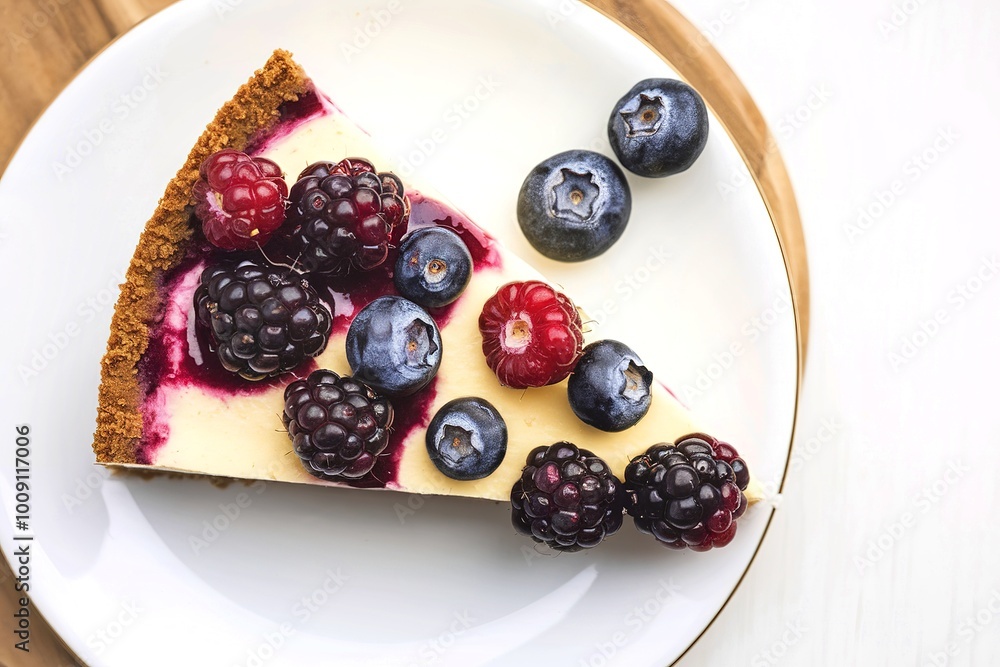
(345, 296), (442, 397)
(192, 149), (288, 251)
(426, 397), (507, 480)
(394, 226), (473, 308)
(194, 259), (332, 380)
(283, 369), (394, 480)
(478, 280), (584, 389)
(510, 442), (624, 552)
(272, 158), (408, 274)
(624, 433), (750, 550)
(517, 150), (632, 262)
(608, 79), (710, 178)
(567, 339), (652, 431)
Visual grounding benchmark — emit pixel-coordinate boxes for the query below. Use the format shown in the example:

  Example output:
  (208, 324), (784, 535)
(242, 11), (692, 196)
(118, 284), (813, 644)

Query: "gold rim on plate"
(581, 1), (809, 664)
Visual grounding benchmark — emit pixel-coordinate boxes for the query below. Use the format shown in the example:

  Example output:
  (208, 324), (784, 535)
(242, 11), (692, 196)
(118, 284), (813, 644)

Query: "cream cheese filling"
(138, 105), (745, 502)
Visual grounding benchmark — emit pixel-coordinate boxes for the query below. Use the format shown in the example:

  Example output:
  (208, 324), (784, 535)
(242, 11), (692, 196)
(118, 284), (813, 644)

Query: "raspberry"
(283, 369), (394, 480)
(478, 280), (584, 388)
(192, 149), (288, 250)
(510, 442), (624, 552)
(273, 158), (408, 274)
(194, 259), (332, 380)
(623, 433), (751, 551)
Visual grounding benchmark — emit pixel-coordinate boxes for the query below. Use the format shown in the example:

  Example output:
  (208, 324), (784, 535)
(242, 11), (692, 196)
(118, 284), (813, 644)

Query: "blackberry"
(194, 259), (332, 380)
(510, 442), (624, 552)
(283, 369), (394, 481)
(624, 433), (751, 551)
(274, 158), (408, 275)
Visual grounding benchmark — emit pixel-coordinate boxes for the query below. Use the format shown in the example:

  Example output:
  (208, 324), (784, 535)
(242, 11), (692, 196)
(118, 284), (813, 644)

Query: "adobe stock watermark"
(404, 611), (476, 666)
(577, 578), (681, 667)
(189, 472), (282, 555)
(774, 85), (834, 140)
(878, 0), (934, 40)
(580, 245), (674, 327)
(394, 75), (502, 178)
(60, 465), (113, 513)
(843, 126), (958, 243)
(556, 0), (761, 69)
(544, 0), (580, 29)
(394, 493), (427, 524)
(17, 269), (126, 385)
(5, 0), (73, 53)
(788, 417), (842, 476)
(887, 255), (998, 371)
(854, 459), (969, 574)
(756, 416), (844, 507)
(689, 0), (759, 58)
(393, 476), (453, 524)
(924, 588), (1000, 667)
(289, 568), (350, 625)
(85, 600), (143, 658)
(212, 0), (244, 19)
(340, 0), (406, 62)
(681, 290), (792, 404)
(234, 567), (349, 667)
(52, 66), (169, 180)
(750, 618), (808, 667)
(718, 85), (833, 201)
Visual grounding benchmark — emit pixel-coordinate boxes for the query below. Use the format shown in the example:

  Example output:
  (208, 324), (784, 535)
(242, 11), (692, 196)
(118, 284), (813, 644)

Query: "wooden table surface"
(0, 2), (174, 664)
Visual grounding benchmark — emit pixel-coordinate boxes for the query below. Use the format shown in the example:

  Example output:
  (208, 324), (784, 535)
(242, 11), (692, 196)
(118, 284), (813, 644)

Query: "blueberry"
(567, 340), (652, 432)
(516, 149), (631, 262)
(346, 296), (442, 396)
(608, 78), (709, 178)
(394, 227), (473, 308)
(426, 397), (507, 480)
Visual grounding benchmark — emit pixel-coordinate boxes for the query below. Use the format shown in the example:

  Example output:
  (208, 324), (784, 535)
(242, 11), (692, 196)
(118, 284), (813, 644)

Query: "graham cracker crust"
(92, 50), (311, 465)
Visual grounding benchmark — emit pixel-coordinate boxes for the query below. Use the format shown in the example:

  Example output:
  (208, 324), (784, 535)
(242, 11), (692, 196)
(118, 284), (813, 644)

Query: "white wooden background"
(674, 0), (1000, 665)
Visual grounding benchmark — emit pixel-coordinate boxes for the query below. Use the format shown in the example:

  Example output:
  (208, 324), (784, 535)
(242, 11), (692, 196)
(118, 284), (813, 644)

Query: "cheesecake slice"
(93, 50), (755, 513)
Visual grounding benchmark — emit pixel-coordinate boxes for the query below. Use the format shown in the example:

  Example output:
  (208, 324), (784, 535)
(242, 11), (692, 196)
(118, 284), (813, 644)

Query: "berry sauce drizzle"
(243, 87), (327, 155)
(349, 378), (439, 489)
(135, 98), (504, 483)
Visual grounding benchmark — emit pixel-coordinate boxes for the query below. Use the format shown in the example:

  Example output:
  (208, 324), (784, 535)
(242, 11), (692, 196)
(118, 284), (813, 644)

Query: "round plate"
(0, 0), (799, 664)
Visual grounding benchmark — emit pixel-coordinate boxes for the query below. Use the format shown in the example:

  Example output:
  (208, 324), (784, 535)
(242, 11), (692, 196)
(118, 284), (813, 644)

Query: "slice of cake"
(93, 50), (756, 552)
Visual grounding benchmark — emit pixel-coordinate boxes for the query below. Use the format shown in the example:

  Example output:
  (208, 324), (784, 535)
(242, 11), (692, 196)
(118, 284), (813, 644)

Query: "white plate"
(0, 0), (797, 664)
